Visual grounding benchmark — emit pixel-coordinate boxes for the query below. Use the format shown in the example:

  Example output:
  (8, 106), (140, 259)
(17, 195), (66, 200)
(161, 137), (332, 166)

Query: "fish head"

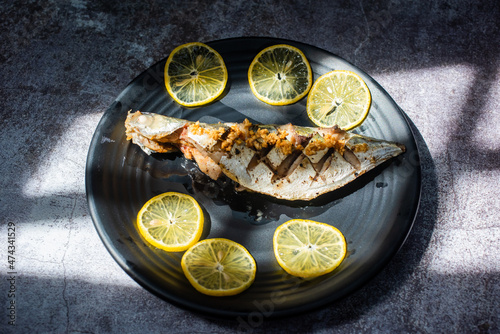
(126, 111), (187, 138)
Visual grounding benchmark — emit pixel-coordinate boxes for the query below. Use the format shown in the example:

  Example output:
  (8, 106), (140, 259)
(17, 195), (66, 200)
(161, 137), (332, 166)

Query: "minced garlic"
(190, 118), (346, 156)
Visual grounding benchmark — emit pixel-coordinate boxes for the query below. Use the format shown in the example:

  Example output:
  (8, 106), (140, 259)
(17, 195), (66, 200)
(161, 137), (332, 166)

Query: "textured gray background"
(1, 0), (499, 333)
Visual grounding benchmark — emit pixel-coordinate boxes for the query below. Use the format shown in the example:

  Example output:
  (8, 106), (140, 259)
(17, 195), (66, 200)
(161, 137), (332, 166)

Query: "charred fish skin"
(125, 111), (405, 201)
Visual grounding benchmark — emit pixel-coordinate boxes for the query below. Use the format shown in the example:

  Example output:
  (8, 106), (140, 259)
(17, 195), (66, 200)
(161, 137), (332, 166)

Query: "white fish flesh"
(125, 111), (405, 201)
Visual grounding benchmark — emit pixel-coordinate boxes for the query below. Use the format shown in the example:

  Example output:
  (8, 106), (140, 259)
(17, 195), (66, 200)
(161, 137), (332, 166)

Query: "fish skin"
(125, 111), (405, 201)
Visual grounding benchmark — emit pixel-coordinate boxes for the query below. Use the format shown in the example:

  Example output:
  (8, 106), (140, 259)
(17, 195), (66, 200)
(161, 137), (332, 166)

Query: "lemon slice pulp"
(137, 192), (204, 252)
(164, 42), (228, 107)
(273, 219), (347, 278)
(248, 44), (312, 105)
(181, 238), (257, 296)
(307, 70), (371, 130)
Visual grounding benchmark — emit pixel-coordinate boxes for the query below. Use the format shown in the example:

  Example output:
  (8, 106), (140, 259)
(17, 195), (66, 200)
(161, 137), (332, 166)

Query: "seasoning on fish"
(125, 111), (406, 201)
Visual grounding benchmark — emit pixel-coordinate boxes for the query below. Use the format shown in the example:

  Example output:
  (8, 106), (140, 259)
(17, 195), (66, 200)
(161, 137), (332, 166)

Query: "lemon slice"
(307, 70), (371, 130)
(248, 44), (312, 105)
(273, 219), (347, 278)
(164, 42), (228, 107)
(137, 192), (204, 252)
(181, 238), (257, 296)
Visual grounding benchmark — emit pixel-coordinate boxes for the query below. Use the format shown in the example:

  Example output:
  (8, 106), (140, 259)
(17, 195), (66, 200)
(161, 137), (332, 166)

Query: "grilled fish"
(125, 111), (405, 200)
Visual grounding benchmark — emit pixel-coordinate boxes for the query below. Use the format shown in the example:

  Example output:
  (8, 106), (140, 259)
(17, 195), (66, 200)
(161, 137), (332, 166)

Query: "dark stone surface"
(1, 0), (499, 333)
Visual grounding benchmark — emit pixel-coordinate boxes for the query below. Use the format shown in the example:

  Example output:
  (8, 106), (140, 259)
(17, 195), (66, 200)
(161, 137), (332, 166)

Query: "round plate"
(86, 37), (421, 319)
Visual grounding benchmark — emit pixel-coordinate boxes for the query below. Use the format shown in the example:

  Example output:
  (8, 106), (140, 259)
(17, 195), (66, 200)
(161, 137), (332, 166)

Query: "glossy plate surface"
(86, 37), (421, 319)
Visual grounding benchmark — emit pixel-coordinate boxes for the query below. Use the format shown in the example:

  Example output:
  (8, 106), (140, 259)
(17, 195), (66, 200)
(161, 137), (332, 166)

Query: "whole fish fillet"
(125, 111), (405, 201)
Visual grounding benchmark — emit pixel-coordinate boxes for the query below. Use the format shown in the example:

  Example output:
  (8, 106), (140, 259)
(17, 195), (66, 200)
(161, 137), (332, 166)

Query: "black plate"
(85, 37), (421, 319)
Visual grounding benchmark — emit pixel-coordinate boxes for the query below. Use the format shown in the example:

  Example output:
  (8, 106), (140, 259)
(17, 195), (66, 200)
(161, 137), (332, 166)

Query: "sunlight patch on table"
(22, 113), (102, 198)
(16, 216), (138, 287)
(374, 64), (477, 155)
(428, 227), (500, 274)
